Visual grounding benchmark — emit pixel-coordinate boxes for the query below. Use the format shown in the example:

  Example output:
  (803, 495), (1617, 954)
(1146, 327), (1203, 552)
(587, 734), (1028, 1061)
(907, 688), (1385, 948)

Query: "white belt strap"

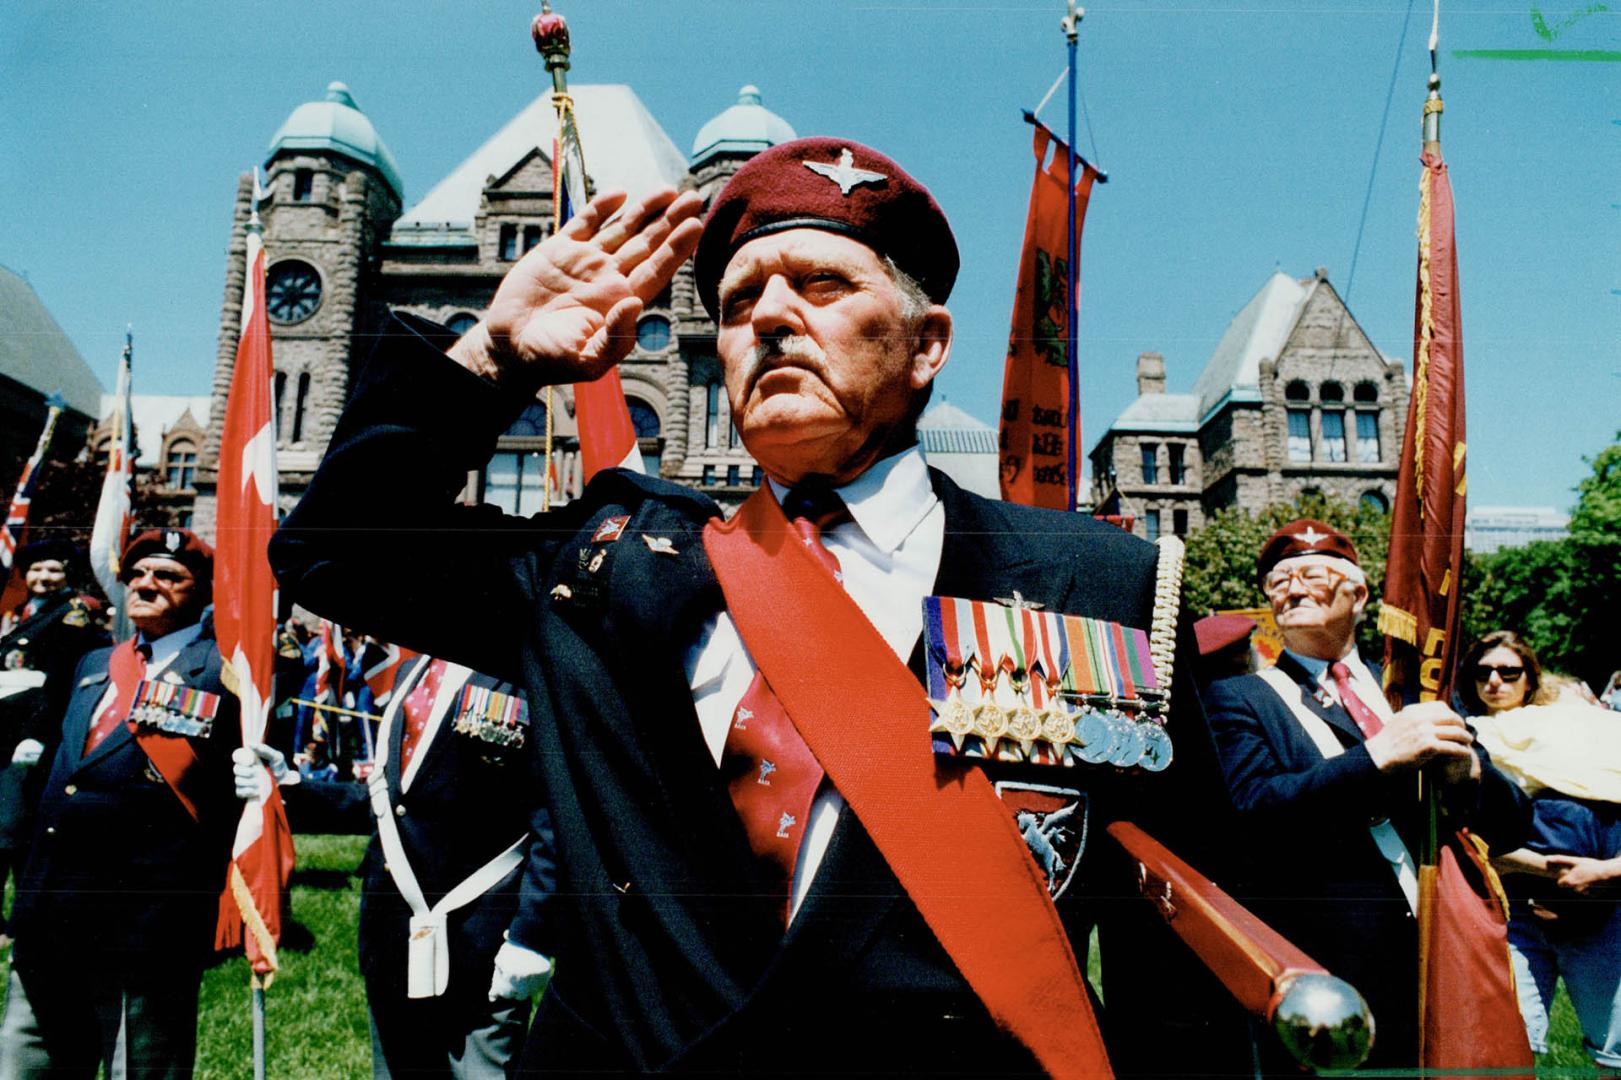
(370, 660), (530, 997)
(1257, 667), (1420, 915)
(0, 670), (47, 699)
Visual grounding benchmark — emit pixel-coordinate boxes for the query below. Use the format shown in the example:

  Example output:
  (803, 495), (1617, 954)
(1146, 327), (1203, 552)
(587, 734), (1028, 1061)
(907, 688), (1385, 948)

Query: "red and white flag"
(0, 397), (65, 616)
(213, 182), (294, 976)
(361, 638), (418, 710)
(89, 334), (135, 607)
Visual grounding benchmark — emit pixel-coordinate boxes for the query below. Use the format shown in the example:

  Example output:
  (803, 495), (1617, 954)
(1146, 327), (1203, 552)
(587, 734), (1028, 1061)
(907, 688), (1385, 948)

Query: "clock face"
(266, 261), (322, 324)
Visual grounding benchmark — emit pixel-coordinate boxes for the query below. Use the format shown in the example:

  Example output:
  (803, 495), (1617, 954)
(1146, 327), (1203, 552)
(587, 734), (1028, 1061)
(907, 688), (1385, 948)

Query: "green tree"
(1466, 430), (1621, 688)
(1182, 492), (1391, 656)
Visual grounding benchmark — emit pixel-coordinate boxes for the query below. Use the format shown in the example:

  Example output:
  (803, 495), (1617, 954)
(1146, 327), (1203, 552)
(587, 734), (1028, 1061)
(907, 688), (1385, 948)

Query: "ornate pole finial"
(532, 2), (573, 94)
(1061, 0), (1083, 44)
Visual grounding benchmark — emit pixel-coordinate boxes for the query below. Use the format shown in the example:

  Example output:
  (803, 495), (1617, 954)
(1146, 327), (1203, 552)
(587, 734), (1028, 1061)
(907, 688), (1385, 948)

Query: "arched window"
(625, 397), (661, 438)
(1360, 490), (1390, 514)
(1353, 381), (1379, 403)
(166, 440), (198, 490)
(1320, 381), (1345, 403)
(274, 371), (288, 439)
(292, 372), (312, 442)
(1284, 380), (1311, 401)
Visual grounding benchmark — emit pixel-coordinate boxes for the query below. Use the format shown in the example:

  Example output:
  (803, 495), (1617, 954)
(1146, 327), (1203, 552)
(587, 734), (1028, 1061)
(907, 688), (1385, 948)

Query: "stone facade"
(1089, 269), (1408, 541)
(192, 83), (796, 534)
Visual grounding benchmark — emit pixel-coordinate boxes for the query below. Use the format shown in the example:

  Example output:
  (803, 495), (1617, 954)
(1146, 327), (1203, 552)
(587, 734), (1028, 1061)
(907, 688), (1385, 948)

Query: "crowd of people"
(0, 135), (1614, 1077)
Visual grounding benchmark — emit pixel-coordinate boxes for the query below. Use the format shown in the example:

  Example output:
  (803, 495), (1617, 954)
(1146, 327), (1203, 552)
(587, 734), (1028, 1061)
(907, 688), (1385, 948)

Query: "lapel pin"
(641, 534), (679, 556)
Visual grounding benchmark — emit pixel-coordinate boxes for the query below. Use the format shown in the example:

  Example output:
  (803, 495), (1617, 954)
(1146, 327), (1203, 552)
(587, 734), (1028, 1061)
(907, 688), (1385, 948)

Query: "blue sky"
(3, 1), (1616, 510)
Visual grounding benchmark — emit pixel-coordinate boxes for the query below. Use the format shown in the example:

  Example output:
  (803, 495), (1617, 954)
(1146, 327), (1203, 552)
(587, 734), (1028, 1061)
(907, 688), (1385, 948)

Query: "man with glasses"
(0, 529), (242, 1077)
(1203, 518), (1528, 1071)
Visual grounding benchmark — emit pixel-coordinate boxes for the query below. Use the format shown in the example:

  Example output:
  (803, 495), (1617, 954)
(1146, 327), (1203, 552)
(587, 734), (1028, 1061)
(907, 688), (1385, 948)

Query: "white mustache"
(741, 336), (826, 389)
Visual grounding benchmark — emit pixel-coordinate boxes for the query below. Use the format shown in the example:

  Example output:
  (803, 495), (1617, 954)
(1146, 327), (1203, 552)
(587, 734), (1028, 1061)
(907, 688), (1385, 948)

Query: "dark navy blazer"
(271, 313), (1249, 1076)
(1204, 653), (1530, 1068)
(11, 618), (240, 981)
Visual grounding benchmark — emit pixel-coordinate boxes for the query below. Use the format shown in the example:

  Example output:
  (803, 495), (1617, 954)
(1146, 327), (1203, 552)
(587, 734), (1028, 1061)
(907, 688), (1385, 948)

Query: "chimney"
(1136, 352), (1166, 396)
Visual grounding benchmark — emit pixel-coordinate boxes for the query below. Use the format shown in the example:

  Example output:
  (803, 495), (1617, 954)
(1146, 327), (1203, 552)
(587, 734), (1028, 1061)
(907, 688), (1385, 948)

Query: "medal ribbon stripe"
(1110, 623), (1136, 700)
(924, 597), (950, 701)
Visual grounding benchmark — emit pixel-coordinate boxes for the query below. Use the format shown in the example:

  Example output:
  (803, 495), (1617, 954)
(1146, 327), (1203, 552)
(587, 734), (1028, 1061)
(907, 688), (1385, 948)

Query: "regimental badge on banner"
(922, 596), (1172, 772)
(451, 683), (529, 752)
(128, 680), (220, 738)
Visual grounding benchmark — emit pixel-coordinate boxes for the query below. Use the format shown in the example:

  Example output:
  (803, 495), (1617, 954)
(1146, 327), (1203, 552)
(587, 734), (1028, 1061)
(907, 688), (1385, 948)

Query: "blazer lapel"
(400, 663), (473, 793)
(1272, 653), (1365, 747)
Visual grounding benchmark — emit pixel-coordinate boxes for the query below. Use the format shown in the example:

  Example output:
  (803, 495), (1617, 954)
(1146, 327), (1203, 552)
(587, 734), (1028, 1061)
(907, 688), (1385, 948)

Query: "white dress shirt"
(1285, 647), (1397, 727)
(684, 446), (945, 920)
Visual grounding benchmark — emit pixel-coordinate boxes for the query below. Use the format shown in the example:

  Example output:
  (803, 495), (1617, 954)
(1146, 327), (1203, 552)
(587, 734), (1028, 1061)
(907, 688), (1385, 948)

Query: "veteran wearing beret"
(0, 529), (242, 1078)
(272, 138), (1244, 1076)
(1202, 519), (1531, 1071)
(0, 539), (109, 944)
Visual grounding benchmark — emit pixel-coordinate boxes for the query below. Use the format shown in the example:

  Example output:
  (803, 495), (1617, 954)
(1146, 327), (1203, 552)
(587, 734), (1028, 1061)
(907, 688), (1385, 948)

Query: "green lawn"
(0, 835), (1609, 1076)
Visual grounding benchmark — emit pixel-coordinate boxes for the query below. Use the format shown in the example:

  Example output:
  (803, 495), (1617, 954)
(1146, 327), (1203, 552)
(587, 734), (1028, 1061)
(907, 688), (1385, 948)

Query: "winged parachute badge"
(802, 148), (887, 196)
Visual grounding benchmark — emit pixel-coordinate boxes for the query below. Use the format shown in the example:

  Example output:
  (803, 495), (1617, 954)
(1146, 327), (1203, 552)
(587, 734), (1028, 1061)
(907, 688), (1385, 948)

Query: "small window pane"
(1361, 490), (1390, 514)
(1140, 444), (1158, 485)
(446, 313), (479, 336)
(626, 399), (660, 439)
(1173, 508), (1188, 536)
(1168, 444), (1185, 485)
(485, 452), (521, 512)
(1145, 510), (1161, 542)
(726, 465), (740, 487)
(1320, 381), (1345, 403)
(1287, 410), (1311, 462)
(522, 225), (542, 253)
(636, 315), (671, 353)
(702, 464), (716, 486)
(499, 224), (518, 261)
(503, 403), (549, 438)
(1321, 411), (1348, 462)
(293, 169), (313, 202)
(1356, 412), (1380, 463)
(705, 385), (720, 449)
(1354, 381), (1379, 403)
(1285, 380), (1310, 402)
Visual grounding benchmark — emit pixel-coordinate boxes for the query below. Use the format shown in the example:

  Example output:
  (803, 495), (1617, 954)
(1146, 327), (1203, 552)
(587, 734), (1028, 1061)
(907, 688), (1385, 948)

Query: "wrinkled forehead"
(1271, 552), (1365, 584)
(718, 227), (887, 296)
(129, 555), (194, 580)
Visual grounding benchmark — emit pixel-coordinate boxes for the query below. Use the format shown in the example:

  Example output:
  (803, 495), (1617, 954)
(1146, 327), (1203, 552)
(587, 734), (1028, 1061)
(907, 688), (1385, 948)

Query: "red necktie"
(720, 486), (849, 922)
(1330, 661), (1384, 739)
(86, 638), (150, 754)
(398, 657), (450, 771)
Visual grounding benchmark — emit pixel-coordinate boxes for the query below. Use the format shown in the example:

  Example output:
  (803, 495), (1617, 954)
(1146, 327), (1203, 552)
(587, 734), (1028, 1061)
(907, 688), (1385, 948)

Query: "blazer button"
(64, 784), (77, 796)
(394, 805), (407, 818)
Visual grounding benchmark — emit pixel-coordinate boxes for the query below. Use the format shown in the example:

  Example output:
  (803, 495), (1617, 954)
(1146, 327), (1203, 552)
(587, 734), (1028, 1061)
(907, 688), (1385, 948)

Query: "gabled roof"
(392, 85), (688, 245)
(1189, 270), (1312, 421)
(101, 394), (211, 467)
(0, 265), (104, 419)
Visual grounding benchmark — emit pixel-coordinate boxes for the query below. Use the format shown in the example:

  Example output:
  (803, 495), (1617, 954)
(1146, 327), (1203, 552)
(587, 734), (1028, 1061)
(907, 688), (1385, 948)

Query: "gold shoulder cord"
(1149, 536), (1185, 705)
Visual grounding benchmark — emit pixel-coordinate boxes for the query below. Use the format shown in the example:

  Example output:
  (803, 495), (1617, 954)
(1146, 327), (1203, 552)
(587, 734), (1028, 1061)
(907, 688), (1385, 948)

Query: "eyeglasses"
(1262, 565), (1348, 598)
(1473, 665), (1525, 683)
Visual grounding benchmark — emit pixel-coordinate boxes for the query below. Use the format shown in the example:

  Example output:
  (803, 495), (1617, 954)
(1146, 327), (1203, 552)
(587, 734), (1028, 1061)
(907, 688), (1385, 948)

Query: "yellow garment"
(1473, 700), (1621, 803)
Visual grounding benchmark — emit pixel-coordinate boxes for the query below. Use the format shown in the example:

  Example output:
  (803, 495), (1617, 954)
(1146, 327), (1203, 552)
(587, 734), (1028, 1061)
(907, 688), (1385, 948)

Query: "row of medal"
(923, 596), (1172, 773)
(129, 679), (220, 739)
(451, 683), (529, 751)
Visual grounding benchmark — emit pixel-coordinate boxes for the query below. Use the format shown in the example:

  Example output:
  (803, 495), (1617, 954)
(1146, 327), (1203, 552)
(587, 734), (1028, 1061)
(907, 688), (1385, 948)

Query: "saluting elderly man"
(271, 138), (1244, 1076)
(0, 529), (241, 1078)
(1203, 519), (1530, 1071)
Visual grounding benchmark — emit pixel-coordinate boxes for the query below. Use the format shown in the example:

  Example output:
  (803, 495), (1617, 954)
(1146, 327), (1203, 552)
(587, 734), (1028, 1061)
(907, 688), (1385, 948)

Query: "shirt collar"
(768, 445), (937, 556)
(136, 619), (205, 676)
(1285, 646), (1370, 685)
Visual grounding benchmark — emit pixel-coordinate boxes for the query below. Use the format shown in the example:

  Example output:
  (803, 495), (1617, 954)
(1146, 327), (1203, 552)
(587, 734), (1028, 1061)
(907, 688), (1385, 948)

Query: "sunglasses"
(1473, 665), (1525, 683)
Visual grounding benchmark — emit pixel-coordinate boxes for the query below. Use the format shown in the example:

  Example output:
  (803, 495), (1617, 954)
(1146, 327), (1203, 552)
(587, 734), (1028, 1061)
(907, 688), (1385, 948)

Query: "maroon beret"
(120, 528), (214, 582)
(1194, 613), (1257, 657)
(694, 136), (959, 321)
(1256, 519), (1359, 581)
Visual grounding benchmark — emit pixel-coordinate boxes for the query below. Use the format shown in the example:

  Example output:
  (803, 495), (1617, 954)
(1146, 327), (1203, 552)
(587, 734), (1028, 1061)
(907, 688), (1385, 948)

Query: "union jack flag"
(1, 395), (64, 573)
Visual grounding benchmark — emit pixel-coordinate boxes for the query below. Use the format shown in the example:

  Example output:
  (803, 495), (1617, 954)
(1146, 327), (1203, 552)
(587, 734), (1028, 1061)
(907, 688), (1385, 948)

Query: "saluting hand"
(1363, 700), (1478, 783)
(450, 187), (705, 390)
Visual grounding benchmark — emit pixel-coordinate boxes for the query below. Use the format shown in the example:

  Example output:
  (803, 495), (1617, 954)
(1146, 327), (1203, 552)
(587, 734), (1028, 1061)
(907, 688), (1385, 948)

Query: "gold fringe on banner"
(1378, 602), (1419, 645)
(1412, 167), (1435, 509)
(229, 862), (280, 986)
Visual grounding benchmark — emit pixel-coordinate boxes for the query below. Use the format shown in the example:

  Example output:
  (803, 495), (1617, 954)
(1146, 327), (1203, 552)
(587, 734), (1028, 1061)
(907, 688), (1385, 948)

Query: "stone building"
(88, 395), (212, 528)
(1089, 268), (1408, 541)
(193, 82), (801, 530)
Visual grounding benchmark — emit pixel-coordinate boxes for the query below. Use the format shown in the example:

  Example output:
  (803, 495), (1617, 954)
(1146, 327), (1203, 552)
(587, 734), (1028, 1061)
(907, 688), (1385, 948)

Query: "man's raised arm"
(269, 188), (704, 676)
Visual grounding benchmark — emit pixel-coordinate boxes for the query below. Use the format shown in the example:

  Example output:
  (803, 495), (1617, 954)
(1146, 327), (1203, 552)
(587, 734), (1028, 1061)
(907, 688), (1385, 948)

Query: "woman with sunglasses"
(1461, 631), (1621, 1070)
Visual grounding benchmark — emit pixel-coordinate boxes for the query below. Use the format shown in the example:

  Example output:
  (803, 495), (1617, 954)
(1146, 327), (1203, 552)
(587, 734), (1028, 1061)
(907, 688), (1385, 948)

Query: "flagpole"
(1062, 2), (1083, 512)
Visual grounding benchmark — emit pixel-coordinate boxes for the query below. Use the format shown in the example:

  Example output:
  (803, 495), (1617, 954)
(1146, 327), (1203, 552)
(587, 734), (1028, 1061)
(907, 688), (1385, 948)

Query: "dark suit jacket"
(1204, 653), (1530, 1069)
(271, 314), (1248, 1075)
(11, 617), (241, 981)
(333, 655), (557, 999)
(0, 590), (109, 846)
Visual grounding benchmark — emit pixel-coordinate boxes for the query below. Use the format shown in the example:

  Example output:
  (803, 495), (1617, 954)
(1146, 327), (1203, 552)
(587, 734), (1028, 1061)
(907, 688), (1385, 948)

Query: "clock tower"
(194, 81), (402, 534)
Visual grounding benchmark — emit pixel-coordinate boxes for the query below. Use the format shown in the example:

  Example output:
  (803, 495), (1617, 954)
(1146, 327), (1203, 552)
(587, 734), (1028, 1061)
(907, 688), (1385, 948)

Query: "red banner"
(999, 125), (1100, 509)
(213, 217), (294, 976)
(1380, 150), (1467, 708)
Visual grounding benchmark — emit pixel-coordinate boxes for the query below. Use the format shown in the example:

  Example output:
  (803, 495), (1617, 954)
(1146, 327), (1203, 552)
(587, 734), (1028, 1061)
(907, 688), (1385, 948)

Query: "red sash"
(105, 637), (204, 822)
(703, 488), (1112, 1079)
